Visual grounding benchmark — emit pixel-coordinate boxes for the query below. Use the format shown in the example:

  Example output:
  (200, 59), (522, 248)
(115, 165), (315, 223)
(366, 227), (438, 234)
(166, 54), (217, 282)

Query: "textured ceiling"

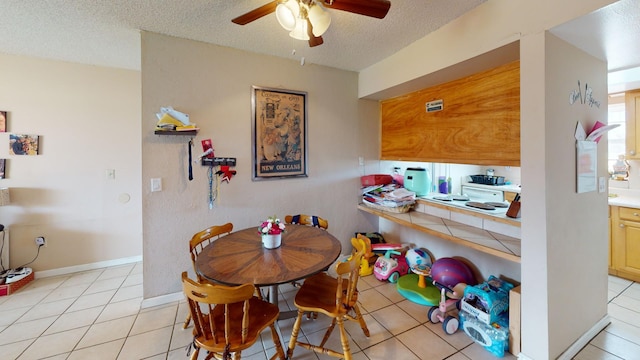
(0, 0), (486, 72)
(1, 0), (639, 92)
(550, 0), (640, 92)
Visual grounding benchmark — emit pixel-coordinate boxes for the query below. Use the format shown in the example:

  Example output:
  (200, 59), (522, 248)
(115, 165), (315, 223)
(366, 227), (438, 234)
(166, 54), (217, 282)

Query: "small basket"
(362, 199), (414, 213)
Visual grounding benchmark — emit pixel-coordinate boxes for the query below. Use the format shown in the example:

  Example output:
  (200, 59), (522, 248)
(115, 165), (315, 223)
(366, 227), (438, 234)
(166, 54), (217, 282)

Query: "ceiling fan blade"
(232, 1), (278, 25)
(321, 0), (391, 19)
(306, 18), (324, 47)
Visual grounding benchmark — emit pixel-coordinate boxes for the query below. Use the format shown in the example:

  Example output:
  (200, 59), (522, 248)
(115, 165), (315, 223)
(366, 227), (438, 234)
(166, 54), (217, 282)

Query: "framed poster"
(9, 134), (39, 155)
(251, 86), (307, 180)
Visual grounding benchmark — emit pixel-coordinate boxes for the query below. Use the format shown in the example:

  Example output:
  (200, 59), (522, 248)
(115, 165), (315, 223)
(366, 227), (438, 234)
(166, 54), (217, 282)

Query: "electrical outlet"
(35, 236), (46, 247)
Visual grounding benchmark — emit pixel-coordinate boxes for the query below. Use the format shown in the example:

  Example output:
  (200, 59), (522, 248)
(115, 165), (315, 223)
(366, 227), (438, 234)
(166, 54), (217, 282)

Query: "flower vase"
(262, 233), (282, 249)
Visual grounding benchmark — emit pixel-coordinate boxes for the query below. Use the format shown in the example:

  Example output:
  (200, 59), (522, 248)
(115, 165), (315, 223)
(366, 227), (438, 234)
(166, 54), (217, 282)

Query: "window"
(608, 95), (626, 173)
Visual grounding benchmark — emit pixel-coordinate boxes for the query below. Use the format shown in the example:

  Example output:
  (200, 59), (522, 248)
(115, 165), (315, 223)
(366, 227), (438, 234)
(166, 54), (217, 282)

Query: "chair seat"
(193, 297), (280, 353)
(294, 273), (354, 315)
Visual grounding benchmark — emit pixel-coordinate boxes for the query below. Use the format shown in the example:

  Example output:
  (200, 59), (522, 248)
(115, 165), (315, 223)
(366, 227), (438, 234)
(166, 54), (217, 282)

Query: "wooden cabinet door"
(613, 207), (640, 281)
(625, 90), (640, 159)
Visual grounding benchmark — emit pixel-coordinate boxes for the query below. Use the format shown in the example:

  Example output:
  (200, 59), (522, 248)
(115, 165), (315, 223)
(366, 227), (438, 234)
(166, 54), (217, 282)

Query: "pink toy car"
(374, 250), (410, 283)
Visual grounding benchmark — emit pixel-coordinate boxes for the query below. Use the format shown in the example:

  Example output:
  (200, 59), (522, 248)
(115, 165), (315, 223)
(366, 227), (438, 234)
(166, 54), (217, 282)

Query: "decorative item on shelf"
(154, 106), (198, 134)
(258, 216), (286, 249)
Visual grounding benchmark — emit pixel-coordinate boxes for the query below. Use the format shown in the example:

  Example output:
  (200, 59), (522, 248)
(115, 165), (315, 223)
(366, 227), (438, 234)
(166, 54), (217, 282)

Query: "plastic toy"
(405, 247), (431, 269)
(374, 249), (409, 283)
(348, 234), (374, 276)
(396, 272), (440, 306)
(427, 283), (467, 335)
(427, 284), (466, 335)
(430, 257), (476, 290)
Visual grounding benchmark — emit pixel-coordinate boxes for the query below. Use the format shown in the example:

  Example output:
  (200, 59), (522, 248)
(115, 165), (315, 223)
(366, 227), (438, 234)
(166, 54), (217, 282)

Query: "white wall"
(0, 53), (142, 271)
(140, 33), (380, 298)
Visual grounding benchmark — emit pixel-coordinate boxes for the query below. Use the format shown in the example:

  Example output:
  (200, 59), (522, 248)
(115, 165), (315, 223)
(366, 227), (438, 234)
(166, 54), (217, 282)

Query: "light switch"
(151, 178), (162, 192)
(598, 176), (606, 193)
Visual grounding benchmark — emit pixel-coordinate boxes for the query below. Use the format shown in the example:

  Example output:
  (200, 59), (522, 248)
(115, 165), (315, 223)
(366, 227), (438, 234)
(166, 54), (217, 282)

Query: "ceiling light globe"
(289, 20), (309, 41)
(308, 4), (331, 36)
(276, 0), (300, 31)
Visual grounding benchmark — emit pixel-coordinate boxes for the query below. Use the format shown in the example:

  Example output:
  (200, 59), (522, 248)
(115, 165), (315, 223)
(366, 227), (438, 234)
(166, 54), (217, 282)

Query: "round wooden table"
(195, 224), (342, 305)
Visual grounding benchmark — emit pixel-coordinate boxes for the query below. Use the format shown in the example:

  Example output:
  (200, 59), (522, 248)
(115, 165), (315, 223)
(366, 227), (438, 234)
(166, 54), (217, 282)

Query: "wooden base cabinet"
(611, 206), (640, 282)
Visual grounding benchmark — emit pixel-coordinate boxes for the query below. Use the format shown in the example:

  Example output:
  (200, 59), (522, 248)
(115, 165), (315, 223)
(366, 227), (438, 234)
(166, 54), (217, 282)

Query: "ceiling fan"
(232, 0), (391, 47)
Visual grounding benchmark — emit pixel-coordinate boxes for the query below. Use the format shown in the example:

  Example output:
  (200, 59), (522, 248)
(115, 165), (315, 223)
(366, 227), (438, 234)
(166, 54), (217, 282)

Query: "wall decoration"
(569, 80), (601, 108)
(9, 134), (39, 155)
(251, 86), (307, 180)
(0, 159), (5, 179)
(0, 111), (6, 132)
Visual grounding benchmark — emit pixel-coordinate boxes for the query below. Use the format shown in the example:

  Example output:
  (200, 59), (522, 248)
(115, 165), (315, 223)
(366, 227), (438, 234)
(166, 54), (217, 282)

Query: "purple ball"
(430, 257), (476, 288)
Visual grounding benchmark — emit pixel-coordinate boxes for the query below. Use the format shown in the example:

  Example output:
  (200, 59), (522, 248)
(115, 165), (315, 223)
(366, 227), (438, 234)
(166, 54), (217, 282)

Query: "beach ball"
(430, 257), (476, 289)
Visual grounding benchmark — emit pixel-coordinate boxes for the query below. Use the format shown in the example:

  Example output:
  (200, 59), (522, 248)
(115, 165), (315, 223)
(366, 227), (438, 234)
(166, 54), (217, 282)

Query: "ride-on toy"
(427, 283), (466, 335)
(373, 249), (409, 283)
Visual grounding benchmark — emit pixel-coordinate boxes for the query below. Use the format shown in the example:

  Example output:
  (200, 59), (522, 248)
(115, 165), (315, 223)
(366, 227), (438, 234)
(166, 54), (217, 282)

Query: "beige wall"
(0, 53), (142, 271)
(520, 32), (609, 359)
(140, 33), (379, 298)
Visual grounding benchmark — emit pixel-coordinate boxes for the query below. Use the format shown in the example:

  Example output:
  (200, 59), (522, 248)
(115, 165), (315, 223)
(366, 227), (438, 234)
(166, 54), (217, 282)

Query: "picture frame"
(9, 134), (39, 155)
(251, 85), (308, 180)
(0, 111), (6, 132)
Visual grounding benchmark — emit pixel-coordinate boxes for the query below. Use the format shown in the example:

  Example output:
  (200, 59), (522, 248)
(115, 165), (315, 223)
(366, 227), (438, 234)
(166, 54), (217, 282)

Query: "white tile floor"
(0, 262), (639, 359)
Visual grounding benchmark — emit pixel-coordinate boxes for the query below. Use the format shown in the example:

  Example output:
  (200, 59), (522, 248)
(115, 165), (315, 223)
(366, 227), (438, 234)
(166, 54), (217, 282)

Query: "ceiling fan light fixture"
(308, 3), (331, 36)
(289, 18), (310, 40)
(276, 0), (299, 31)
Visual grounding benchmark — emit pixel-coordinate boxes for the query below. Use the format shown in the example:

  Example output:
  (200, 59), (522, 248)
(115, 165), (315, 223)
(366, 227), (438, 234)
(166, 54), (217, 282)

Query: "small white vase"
(262, 233), (282, 249)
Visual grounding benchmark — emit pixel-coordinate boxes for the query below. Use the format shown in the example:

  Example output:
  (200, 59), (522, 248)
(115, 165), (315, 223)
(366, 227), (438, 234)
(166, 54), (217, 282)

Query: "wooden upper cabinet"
(381, 61), (520, 166)
(625, 89), (640, 160)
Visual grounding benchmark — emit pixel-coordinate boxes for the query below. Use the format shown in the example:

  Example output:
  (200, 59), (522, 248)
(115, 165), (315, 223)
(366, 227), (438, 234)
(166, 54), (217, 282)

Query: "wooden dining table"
(195, 224), (342, 306)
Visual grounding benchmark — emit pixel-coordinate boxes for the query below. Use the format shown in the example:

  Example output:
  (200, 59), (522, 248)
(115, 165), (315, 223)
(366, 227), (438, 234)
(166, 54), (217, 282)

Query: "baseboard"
(141, 291), (184, 309)
(557, 315), (610, 359)
(517, 315), (611, 360)
(34, 255), (143, 279)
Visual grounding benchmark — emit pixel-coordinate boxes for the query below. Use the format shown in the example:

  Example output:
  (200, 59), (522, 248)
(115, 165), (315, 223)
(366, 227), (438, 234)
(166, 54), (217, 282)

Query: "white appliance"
(461, 185), (505, 202)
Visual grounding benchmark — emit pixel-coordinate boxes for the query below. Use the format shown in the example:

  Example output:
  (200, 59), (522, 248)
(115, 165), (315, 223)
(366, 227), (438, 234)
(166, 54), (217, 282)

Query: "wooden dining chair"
(284, 214), (328, 230)
(284, 214), (329, 291)
(181, 272), (286, 360)
(183, 222), (234, 329)
(286, 235), (371, 360)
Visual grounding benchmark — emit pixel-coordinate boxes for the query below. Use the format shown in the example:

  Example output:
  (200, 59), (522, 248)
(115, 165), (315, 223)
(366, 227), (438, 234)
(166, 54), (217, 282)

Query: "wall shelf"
(358, 202), (521, 263)
(154, 129), (198, 136)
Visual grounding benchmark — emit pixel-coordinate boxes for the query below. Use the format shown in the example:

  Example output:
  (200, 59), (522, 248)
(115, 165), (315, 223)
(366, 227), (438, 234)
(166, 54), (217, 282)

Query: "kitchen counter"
(358, 192), (521, 263)
(608, 188), (640, 209)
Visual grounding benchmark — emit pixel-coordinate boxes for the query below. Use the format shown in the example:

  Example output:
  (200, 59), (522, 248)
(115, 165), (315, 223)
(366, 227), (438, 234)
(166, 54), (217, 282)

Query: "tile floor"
(0, 262), (639, 360)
